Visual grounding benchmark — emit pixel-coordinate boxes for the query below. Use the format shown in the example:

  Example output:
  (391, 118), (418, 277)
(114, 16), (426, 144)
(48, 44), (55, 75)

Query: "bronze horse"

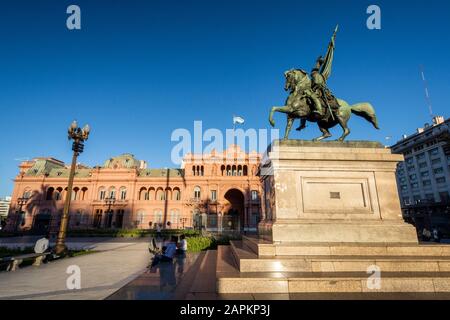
(269, 69), (379, 141)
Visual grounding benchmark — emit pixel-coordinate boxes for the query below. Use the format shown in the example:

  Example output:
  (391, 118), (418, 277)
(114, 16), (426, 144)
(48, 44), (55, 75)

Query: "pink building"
(6, 145), (262, 233)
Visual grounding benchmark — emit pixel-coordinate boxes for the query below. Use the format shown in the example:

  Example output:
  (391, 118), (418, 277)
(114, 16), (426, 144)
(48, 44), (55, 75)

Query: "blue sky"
(0, 0), (449, 197)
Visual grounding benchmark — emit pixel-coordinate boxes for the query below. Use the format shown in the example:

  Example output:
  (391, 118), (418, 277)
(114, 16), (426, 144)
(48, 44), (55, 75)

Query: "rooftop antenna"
(420, 65), (434, 120)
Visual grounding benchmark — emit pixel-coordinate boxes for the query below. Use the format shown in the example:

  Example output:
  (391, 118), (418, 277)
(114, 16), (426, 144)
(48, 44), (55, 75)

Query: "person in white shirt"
(177, 235), (187, 255)
(34, 235), (50, 254)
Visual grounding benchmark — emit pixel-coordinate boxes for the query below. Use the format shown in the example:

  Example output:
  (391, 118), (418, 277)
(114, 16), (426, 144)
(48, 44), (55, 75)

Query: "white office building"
(391, 116), (450, 205)
(0, 196), (11, 220)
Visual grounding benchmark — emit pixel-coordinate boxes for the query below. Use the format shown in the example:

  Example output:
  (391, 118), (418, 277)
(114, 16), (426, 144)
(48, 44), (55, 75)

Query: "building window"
(425, 193), (435, 201)
(422, 180), (431, 187)
(156, 188), (165, 201)
(421, 171), (429, 178)
(46, 187), (54, 200)
(109, 187), (116, 199)
(409, 174), (417, 181)
(211, 190), (217, 201)
(436, 177), (446, 184)
(55, 188), (63, 201)
(194, 186), (201, 200)
(416, 153), (425, 161)
(72, 187), (79, 201)
(170, 210), (179, 228)
(431, 158), (442, 165)
(407, 166), (415, 172)
(251, 190), (258, 201)
(154, 210), (163, 224)
(433, 167), (444, 175)
(429, 147), (439, 156)
(136, 210), (145, 227)
(406, 158), (414, 165)
(120, 187), (127, 200)
(173, 188), (181, 201)
(23, 190), (32, 199)
(411, 183), (419, 189)
(99, 188), (106, 200)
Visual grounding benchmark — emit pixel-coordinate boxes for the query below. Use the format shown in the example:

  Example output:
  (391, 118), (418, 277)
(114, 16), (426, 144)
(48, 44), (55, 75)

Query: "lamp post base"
(54, 243), (67, 255)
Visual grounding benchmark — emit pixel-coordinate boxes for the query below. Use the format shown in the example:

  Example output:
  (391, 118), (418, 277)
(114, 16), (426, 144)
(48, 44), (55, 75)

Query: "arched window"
(156, 188), (165, 201)
(136, 209), (146, 227)
(192, 166), (196, 176)
(165, 187), (172, 201)
(46, 187), (54, 200)
(98, 187), (106, 200)
(119, 187), (127, 200)
(72, 187), (79, 201)
(173, 188), (181, 201)
(170, 209), (180, 229)
(243, 165), (248, 176)
(109, 187), (116, 199)
(23, 189), (32, 199)
(154, 209), (163, 224)
(194, 186), (201, 200)
(201, 166), (204, 176)
(148, 187), (155, 200)
(55, 187), (63, 201)
(139, 187), (147, 201)
(232, 165), (237, 176)
(226, 165), (231, 176)
(221, 165), (225, 176)
(81, 187), (88, 201)
(238, 165), (243, 176)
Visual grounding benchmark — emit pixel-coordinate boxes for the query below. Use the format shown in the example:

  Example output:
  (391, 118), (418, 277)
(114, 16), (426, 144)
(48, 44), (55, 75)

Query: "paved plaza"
(0, 237), (151, 300)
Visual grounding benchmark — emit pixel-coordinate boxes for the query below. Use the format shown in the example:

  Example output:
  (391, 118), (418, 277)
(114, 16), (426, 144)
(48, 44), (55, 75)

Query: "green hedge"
(185, 233), (242, 252)
(66, 228), (202, 238)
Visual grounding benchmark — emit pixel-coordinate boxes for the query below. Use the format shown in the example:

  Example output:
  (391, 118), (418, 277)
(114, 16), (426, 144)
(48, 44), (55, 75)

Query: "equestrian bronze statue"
(269, 26), (379, 141)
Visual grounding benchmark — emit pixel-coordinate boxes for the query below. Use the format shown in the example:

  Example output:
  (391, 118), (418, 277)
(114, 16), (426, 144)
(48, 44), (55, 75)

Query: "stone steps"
(231, 240), (450, 273)
(216, 244), (450, 294)
(183, 250), (218, 300)
(243, 235), (450, 257)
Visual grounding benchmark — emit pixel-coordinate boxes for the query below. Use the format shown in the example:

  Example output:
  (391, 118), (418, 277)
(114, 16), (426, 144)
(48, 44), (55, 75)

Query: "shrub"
(187, 236), (215, 252)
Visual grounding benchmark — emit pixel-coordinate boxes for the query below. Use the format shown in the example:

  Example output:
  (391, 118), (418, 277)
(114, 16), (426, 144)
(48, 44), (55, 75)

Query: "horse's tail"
(350, 103), (380, 129)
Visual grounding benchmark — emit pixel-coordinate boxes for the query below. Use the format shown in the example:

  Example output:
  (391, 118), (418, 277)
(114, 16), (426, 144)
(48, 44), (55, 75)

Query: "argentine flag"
(233, 115), (245, 125)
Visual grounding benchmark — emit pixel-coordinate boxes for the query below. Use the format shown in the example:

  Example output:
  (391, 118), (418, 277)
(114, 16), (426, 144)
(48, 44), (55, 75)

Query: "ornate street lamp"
(104, 196), (116, 228)
(180, 217), (187, 229)
(55, 120), (90, 254)
(15, 196), (29, 230)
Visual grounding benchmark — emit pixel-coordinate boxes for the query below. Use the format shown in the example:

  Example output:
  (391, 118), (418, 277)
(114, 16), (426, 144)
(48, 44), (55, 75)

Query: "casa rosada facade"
(6, 145), (262, 233)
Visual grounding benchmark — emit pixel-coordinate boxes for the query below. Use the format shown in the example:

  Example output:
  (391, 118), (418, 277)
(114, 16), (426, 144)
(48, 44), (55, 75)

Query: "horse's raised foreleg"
(313, 125), (332, 141)
(283, 117), (294, 140)
(269, 106), (290, 127)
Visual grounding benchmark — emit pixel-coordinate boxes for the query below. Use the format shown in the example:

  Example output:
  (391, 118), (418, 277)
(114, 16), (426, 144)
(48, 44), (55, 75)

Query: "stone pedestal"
(214, 140), (450, 296)
(259, 139), (418, 244)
